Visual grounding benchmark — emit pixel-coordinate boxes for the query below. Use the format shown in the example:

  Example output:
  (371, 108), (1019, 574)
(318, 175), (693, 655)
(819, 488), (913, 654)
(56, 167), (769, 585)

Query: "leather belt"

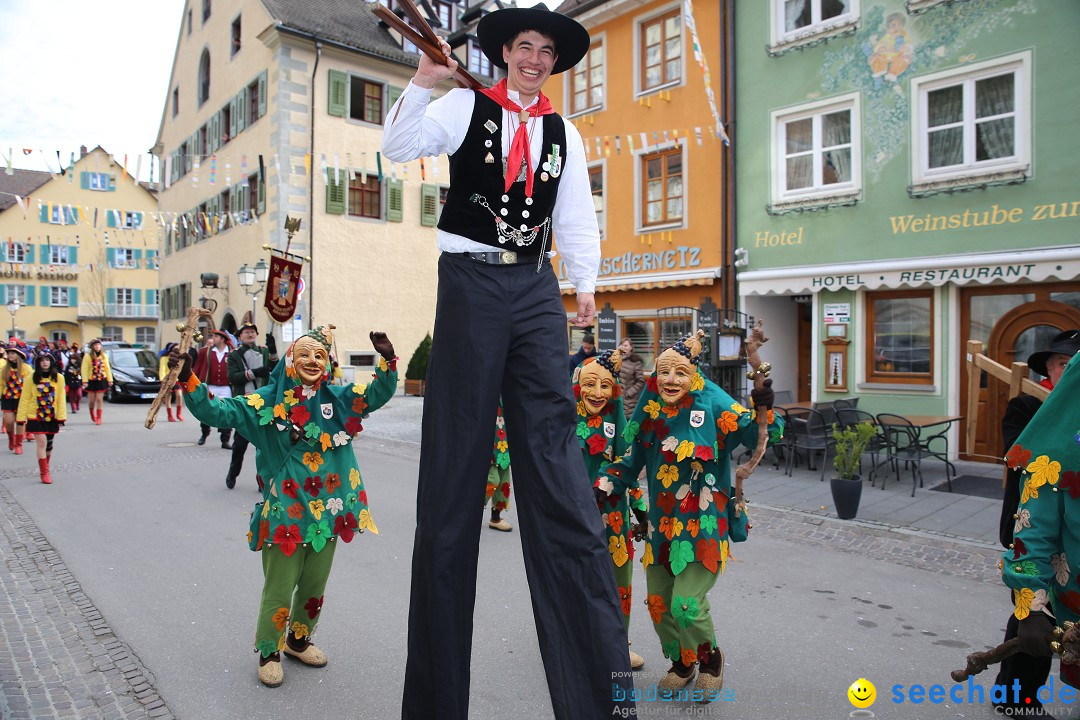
(455, 250), (539, 265)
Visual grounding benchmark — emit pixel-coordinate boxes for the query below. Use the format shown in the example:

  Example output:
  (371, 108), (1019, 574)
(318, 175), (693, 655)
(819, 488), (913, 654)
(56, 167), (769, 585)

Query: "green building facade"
(735, 0), (1080, 460)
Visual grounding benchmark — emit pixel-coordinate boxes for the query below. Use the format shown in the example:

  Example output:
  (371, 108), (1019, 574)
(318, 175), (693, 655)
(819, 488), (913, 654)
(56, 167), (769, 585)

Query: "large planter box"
(404, 379), (426, 397)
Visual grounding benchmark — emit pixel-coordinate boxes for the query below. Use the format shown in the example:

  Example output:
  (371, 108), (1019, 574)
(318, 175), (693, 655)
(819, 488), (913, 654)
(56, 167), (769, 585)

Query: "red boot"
(167, 407), (176, 422)
(13, 435), (23, 455)
(94, 408), (102, 425)
(176, 403), (184, 421)
(38, 457), (51, 484)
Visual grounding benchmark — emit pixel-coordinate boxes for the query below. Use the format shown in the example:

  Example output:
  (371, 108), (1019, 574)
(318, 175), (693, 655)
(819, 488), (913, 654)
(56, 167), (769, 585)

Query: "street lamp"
(237, 259), (270, 323)
(5, 299), (19, 337)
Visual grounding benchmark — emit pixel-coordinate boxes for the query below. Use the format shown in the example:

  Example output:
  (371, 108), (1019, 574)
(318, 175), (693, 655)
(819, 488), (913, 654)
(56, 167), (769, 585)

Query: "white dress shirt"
(382, 81), (600, 294)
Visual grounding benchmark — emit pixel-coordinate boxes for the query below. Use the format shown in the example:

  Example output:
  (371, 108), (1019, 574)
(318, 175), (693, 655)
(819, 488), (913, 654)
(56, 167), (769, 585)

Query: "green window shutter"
(69, 246), (78, 265)
(107, 288), (117, 306)
(326, 170), (345, 214)
(69, 287), (78, 307)
(420, 183), (439, 226)
(387, 84), (404, 121)
(228, 98), (238, 139)
(23, 285), (34, 306)
(39, 244), (49, 264)
(80, 172), (89, 189)
(145, 249), (155, 268)
(134, 212), (144, 230)
(106, 247), (116, 266)
(134, 289), (142, 305)
(387, 179), (404, 222)
(134, 249), (143, 266)
(108, 174), (116, 191)
(257, 171), (266, 215)
(0, 284), (5, 300)
(40, 286), (50, 306)
(39, 205), (48, 223)
(328, 70), (348, 117)
(258, 70), (267, 118)
(236, 87), (248, 132)
(106, 210), (117, 228)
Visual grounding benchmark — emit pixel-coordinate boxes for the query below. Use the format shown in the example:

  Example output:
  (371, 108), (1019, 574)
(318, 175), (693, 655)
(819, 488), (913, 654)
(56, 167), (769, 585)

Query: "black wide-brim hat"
(1027, 329), (1080, 377)
(5, 345), (27, 361)
(477, 3), (591, 75)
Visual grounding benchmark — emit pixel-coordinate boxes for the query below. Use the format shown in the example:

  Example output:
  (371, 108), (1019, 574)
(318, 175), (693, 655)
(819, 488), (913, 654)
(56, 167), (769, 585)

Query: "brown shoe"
(283, 640), (328, 667)
(694, 648), (724, 702)
(257, 659), (284, 687)
(657, 659), (696, 691)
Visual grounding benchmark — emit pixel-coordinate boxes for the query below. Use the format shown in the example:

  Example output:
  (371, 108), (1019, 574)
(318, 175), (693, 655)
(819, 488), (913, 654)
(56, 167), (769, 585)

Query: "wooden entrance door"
(961, 288), (1080, 461)
(796, 300), (812, 402)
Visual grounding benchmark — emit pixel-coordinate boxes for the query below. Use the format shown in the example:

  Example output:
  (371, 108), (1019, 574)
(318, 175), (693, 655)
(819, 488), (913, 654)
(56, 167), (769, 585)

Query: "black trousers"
(228, 432), (250, 478)
(200, 422), (232, 444)
(994, 591), (1052, 707)
(402, 254), (634, 720)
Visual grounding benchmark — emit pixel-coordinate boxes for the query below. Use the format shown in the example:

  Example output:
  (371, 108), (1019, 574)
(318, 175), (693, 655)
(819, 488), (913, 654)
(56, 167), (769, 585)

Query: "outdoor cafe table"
(875, 415), (963, 429)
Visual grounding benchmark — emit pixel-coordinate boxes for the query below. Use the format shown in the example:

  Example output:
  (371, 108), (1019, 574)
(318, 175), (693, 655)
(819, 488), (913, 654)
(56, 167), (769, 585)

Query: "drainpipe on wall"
(309, 40), (322, 327)
(720, 0), (737, 312)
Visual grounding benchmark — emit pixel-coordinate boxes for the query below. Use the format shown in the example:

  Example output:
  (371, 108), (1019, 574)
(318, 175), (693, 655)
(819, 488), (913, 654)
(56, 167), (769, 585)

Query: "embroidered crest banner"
(264, 255), (303, 323)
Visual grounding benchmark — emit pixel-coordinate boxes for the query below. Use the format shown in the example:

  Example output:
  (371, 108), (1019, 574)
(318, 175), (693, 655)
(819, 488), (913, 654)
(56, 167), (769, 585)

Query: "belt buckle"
(500, 251), (517, 264)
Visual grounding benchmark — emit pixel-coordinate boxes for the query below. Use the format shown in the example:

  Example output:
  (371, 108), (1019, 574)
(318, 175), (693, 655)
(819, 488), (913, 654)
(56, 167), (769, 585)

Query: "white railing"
(77, 303), (161, 319)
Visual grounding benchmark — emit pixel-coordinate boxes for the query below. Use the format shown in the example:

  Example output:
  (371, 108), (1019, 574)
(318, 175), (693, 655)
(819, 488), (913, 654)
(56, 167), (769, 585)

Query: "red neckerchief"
(478, 79), (554, 198)
(1040, 377), (1054, 390)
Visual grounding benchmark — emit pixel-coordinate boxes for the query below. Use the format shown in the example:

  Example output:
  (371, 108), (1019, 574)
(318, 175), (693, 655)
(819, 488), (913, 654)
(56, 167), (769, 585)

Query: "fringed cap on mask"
(668, 330), (706, 365)
(594, 347), (623, 377)
(303, 324), (336, 351)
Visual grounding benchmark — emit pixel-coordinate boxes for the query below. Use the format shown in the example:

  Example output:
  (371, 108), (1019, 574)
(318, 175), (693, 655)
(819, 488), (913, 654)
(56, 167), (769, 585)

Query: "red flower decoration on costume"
(1059, 590), (1080, 616)
(499, 482), (510, 499)
(335, 513), (359, 543)
(694, 445), (714, 462)
(345, 416), (363, 437)
(325, 473), (341, 494)
(679, 491), (698, 515)
(304, 476), (323, 497)
(656, 492), (677, 515)
(257, 520), (270, 550)
(646, 376), (658, 393)
(586, 414), (603, 428)
(715, 517), (728, 537)
(352, 397), (368, 415)
(357, 490), (368, 506)
(1005, 445), (1032, 470)
(696, 538), (721, 573)
(697, 642), (714, 665)
(287, 502), (305, 519)
(619, 586), (632, 616)
(281, 478), (299, 499)
(662, 450), (676, 464)
(608, 512), (623, 536)
(1061, 470), (1080, 499)
(1013, 537), (1027, 560)
(290, 405), (311, 426)
(496, 428), (507, 441)
(273, 524), (302, 557)
(653, 421), (670, 439)
(304, 595), (324, 620)
(587, 434), (608, 455)
(573, 385), (581, 399)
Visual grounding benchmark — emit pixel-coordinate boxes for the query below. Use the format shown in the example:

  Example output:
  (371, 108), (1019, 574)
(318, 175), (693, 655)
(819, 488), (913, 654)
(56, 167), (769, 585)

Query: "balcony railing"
(77, 303), (160, 320)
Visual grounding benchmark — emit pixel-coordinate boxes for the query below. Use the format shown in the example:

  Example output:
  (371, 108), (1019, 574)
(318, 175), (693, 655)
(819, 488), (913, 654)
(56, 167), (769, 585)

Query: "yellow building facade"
(0, 147), (160, 346)
(153, 0), (453, 375)
(548, 0), (733, 369)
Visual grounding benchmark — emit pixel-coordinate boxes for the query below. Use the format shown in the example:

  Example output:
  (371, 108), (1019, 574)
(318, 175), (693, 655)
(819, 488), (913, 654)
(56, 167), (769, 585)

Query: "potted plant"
(830, 421), (877, 520)
(404, 332), (432, 397)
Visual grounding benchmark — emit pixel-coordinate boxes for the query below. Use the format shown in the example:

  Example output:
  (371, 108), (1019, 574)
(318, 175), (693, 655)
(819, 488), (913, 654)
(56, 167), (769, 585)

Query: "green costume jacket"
(1000, 353), (1080, 685)
(596, 372), (783, 576)
(184, 355), (398, 556)
(573, 374), (646, 570)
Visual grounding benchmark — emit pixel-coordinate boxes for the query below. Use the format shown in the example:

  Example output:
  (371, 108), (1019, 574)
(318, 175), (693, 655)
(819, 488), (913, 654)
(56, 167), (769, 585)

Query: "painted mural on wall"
(818, 0), (1036, 180)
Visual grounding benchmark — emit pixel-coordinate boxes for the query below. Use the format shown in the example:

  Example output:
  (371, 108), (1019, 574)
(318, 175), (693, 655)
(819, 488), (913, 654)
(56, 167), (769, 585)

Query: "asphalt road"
(0, 398), (1046, 720)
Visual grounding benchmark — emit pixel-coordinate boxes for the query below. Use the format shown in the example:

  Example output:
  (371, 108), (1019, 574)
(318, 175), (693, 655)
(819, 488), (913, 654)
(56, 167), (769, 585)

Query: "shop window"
(570, 39), (604, 115)
(622, 319), (658, 371)
(639, 8), (681, 93)
(348, 175), (382, 219)
(866, 289), (934, 384)
(639, 146), (684, 230)
(911, 51), (1030, 189)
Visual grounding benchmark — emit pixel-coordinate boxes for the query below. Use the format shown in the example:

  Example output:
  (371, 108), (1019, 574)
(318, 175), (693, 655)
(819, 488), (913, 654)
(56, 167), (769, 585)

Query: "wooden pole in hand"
(145, 306), (211, 429)
(370, 0), (483, 90)
(734, 320), (771, 515)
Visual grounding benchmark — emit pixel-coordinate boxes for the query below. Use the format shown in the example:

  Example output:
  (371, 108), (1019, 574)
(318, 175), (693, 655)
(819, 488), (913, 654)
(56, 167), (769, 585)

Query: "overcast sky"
(0, 0), (543, 181)
(0, 0), (186, 179)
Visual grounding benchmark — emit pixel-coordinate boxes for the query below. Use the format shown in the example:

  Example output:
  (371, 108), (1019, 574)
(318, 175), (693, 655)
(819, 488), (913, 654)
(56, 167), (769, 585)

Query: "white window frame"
(102, 326), (123, 342)
(4, 243), (27, 263)
(49, 287), (70, 307)
(633, 2), (686, 99)
(135, 326), (156, 346)
(588, 160), (606, 240)
(771, 0), (860, 50)
(123, 211), (143, 230)
(116, 288), (135, 307)
(87, 172), (110, 191)
(633, 139), (689, 235)
(4, 285), (28, 304)
(565, 33), (606, 118)
(114, 248), (136, 269)
(49, 245), (69, 264)
(467, 39), (492, 78)
(771, 91), (861, 207)
(910, 51), (1031, 189)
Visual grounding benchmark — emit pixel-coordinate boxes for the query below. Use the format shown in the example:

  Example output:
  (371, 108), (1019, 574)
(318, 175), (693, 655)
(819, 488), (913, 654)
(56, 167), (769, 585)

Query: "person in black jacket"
(567, 333), (596, 376)
(994, 329), (1080, 715)
(224, 321), (278, 489)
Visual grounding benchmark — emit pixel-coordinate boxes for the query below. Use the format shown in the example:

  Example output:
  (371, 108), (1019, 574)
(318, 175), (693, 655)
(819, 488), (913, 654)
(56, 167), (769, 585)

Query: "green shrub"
(405, 332), (432, 381)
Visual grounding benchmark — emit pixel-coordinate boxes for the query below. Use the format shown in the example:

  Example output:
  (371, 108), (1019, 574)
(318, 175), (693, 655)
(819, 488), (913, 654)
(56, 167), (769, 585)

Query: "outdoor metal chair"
(785, 408), (835, 482)
(833, 397), (860, 410)
(876, 413), (955, 496)
(774, 389), (794, 405)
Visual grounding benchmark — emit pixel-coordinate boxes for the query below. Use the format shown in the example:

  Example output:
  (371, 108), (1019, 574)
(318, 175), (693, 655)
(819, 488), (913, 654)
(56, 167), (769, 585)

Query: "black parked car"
(105, 348), (161, 402)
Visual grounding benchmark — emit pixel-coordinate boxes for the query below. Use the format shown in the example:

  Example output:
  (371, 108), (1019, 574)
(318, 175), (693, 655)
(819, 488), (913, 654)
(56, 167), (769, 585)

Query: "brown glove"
(167, 348), (192, 383)
(750, 378), (775, 410)
(1017, 613), (1055, 658)
(370, 331), (395, 361)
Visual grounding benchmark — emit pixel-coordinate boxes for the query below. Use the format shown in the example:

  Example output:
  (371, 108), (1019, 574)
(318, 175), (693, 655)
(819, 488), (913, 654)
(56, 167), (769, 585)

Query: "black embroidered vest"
(438, 92), (567, 257)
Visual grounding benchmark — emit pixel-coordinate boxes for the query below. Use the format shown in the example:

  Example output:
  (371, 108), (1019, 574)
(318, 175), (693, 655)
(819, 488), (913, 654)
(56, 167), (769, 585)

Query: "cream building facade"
(0, 147), (160, 346)
(152, 0), (468, 373)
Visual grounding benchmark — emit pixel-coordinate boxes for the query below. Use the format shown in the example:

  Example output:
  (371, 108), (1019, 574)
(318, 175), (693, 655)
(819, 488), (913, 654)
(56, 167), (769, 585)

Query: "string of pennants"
(576, 123), (727, 161)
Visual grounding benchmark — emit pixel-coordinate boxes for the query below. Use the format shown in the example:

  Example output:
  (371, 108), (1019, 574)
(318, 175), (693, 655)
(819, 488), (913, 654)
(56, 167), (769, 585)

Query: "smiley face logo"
(847, 678), (876, 709)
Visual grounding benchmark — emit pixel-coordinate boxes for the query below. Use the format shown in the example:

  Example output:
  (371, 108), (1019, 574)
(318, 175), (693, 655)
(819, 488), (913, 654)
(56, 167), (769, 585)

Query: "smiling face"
(37, 355), (52, 371)
(578, 362), (616, 415)
(1047, 352), (1072, 388)
(6, 350), (21, 365)
(291, 337), (328, 386)
(502, 30), (557, 100)
(654, 349), (695, 406)
(239, 327), (258, 345)
(847, 678), (876, 709)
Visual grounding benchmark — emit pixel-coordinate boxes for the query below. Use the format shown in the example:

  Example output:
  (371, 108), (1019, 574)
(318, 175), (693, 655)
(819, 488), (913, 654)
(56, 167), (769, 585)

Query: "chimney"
(80, 145), (88, 158)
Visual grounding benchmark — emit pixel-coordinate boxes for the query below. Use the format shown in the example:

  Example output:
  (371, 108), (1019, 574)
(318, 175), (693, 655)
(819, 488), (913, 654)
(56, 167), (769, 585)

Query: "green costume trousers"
(485, 465), (511, 512)
(614, 560), (634, 634)
(255, 541), (337, 658)
(646, 563), (718, 665)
